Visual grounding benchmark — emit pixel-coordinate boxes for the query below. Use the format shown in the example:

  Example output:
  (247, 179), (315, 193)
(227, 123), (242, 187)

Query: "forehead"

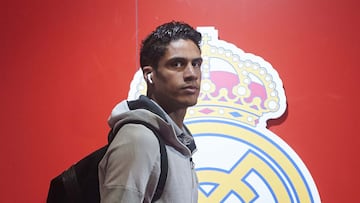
(163, 39), (201, 59)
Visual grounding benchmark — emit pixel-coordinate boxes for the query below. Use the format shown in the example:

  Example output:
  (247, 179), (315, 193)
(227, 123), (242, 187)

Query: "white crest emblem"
(128, 27), (320, 203)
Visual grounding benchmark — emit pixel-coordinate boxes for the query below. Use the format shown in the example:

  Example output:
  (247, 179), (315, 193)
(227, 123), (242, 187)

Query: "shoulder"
(117, 123), (159, 145)
(101, 123), (161, 172)
(108, 123), (160, 157)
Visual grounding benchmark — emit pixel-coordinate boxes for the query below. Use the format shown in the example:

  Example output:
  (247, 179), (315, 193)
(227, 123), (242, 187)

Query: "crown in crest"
(186, 27), (286, 127)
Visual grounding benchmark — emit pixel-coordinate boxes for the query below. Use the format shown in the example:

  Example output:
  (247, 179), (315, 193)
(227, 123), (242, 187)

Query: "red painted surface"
(1, 0), (359, 202)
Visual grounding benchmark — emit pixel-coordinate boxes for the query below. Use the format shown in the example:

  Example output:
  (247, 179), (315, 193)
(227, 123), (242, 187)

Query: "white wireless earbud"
(147, 73), (153, 84)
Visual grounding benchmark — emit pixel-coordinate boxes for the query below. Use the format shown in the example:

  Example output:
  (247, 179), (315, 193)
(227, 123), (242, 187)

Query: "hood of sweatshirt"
(107, 96), (195, 156)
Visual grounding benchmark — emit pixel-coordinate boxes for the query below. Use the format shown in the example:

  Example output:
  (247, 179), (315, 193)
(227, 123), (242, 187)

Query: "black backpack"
(47, 96), (168, 203)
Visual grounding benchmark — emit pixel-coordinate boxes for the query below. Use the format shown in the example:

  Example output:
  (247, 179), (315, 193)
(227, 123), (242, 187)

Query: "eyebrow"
(167, 57), (202, 62)
(163, 57), (202, 66)
(192, 57), (203, 63)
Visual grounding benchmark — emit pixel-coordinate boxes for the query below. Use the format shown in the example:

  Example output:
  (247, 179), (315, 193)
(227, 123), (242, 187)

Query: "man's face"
(151, 39), (202, 113)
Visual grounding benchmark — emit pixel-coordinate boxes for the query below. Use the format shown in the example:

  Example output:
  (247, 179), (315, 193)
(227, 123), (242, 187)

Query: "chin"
(184, 98), (199, 107)
(177, 94), (199, 107)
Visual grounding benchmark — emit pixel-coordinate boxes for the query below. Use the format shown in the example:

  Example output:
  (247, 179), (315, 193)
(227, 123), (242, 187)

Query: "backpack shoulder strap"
(126, 96), (168, 201)
(138, 121), (168, 202)
(114, 120), (168, 202)
(106, 96), (168, 201)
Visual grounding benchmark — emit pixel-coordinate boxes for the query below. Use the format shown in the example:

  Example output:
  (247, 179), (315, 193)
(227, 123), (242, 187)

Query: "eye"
(171, 61), (184, 68)
(192, 58), (203, 68)
(168, 59), (186, 69)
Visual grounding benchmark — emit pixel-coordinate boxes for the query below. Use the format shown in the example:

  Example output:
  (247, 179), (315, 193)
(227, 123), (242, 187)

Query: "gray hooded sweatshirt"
(98, 97), (198, 203)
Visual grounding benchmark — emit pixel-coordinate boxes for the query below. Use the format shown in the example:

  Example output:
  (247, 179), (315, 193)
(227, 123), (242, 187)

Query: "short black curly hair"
(140, 21), (202, 69)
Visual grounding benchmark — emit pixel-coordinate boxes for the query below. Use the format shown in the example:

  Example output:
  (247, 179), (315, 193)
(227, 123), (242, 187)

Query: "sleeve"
(98, 123), (161, 203)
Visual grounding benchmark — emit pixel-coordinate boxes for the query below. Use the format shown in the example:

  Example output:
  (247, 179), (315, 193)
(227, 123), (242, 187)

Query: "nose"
(184, 63), (200, 81)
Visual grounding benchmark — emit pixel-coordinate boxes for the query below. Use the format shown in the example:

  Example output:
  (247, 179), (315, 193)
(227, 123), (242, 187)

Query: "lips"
(181, 85), (199, 94)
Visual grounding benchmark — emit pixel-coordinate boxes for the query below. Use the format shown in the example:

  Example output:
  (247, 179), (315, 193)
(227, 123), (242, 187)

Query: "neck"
(167, 109), (187, 128)
(147, 94), (188, 128)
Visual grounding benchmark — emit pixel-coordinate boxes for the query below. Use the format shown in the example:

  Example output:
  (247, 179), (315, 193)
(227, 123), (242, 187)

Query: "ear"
(142, 66), (153, 82)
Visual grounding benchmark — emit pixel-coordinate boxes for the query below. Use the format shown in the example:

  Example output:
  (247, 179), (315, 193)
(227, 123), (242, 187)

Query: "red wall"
(1, 0), (359, 202)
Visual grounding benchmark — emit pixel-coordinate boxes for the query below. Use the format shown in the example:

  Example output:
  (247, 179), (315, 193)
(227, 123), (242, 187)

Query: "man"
(98, 21), (202, 202)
